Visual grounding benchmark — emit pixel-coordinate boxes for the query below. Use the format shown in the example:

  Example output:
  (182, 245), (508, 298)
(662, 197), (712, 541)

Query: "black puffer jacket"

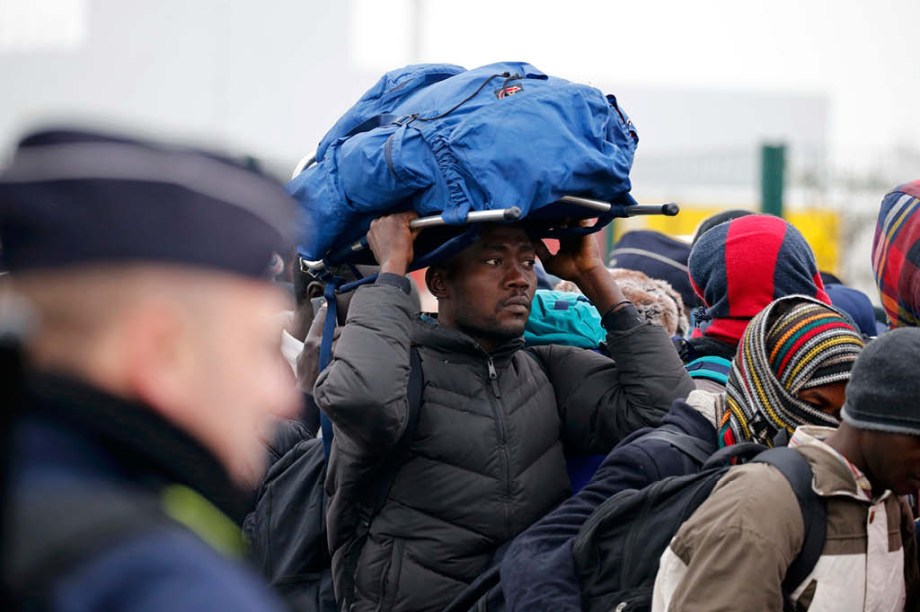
(315, 281), (694, 612)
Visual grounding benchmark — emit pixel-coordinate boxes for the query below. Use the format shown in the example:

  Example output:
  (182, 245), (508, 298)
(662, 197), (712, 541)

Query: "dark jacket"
(5, 373), (286, 612)
(244, 419), (335, 611)
(676, 335), (736, 364)
(314, 279), (695, 612)
(500, 399), (718, 612)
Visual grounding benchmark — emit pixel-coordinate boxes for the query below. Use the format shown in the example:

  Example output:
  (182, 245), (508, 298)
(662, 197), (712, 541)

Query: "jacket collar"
(662, 397), (721, 443)
(22, 370), (253, 524)
(791, 426), (889, 503)
(412, 315), (524, 363)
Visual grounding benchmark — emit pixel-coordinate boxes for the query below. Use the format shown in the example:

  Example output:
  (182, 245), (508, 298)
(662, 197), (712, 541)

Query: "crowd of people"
(3, 124), (920, 612)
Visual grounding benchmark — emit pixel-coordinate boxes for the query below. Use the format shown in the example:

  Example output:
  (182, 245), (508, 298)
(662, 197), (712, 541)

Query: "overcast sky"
(1, 0), (913, 292)
(1, 0), (917, 169)
(353, 0), (920, 161)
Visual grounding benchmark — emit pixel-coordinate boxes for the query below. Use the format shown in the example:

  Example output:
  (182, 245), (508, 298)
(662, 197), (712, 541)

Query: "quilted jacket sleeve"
(313, 281), (415, 456)
(532, 322), (694, 455)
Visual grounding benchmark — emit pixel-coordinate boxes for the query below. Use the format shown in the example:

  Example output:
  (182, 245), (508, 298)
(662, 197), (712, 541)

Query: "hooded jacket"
(314, 278), (694, 612)
(652, 426), (920, 611)
(873, 180), (920, 328)
(687, 214), (830, 349)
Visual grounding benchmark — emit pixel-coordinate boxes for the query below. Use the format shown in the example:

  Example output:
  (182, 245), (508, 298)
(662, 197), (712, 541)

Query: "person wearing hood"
(0, 129), (298, 612)
(678, 214), (831, 391)
(873, 179), (920, 329)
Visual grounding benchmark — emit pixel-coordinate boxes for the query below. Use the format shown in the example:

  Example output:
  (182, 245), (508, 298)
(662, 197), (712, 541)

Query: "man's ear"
(426, 266), (449, 300)
(122, 300), (194, 417)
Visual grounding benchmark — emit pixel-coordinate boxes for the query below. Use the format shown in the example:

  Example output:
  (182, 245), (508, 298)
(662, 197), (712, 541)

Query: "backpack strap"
(684, 355), (732, 385)
(753, 447), (827, 608)
(340, 347), (424, 608)
(317, 277), (345, 459)
(701, 441), (768, 469)
(637, 425), (716, 465)
(315, 274), (389, 459)
(441, 565), (501, 612)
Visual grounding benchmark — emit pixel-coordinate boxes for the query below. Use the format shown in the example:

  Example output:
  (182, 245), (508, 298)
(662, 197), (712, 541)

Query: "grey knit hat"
(841, 327), (920, 436)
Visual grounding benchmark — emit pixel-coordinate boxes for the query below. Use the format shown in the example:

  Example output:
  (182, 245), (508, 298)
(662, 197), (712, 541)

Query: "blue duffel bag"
(288, 61), (640, 265)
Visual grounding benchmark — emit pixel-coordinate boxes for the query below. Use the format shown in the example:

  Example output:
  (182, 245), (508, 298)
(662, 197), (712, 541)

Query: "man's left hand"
(533, 220), (606, 284)
(534, 220), (626, 314)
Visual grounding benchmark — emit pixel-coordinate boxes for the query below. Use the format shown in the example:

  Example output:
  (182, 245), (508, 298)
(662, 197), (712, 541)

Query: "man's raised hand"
(367, 212), (421, 276)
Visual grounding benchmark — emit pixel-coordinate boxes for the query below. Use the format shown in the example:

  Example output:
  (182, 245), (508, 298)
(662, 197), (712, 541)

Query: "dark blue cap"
(608, 230), (694, 310)
(0, 128), (297, 279)
(824, 283), (879, 337)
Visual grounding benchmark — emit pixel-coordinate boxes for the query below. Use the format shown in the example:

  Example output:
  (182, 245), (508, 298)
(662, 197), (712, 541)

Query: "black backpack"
(439, 424), (718, 612)
(244, 348), (424, 612)
(243, 424), (336, 612)
(572, 444), (827, 612)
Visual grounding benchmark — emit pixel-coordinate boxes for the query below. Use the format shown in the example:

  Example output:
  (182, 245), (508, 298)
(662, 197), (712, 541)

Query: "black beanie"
(841, 327), (920, 435)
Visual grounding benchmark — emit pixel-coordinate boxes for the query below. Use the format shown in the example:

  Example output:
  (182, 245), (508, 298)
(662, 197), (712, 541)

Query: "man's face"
(181, 279), (300, 487)
(797, 381), (848, 420)
(863, 431), (920, 496)
(434, 225), (537, 349)
(11, 267), (299, 489)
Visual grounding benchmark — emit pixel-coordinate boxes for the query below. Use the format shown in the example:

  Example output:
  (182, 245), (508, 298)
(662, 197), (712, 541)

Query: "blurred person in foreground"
(0, 128), (299, 611)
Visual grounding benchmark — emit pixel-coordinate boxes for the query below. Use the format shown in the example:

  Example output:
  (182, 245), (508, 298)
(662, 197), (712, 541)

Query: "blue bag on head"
(288, 61), (639, 265)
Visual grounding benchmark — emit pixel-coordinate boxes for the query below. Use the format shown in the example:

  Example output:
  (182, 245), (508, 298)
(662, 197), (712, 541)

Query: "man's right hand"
(367, 212), (420, 276)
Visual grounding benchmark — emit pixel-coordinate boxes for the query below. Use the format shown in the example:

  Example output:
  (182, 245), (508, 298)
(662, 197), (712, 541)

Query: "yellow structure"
(614, 206), (841, 275)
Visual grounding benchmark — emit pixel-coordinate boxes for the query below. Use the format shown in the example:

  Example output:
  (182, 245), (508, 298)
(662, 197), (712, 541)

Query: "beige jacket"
(652, 426), (920, 611)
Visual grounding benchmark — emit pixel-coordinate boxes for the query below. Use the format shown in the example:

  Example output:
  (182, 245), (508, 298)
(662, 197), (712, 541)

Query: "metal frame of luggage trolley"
(292, 154), (680, 275)
(298, 199), (679, 275)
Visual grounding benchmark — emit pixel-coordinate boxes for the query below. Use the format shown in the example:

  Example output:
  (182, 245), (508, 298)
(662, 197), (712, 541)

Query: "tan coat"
(652, 426), (920, 611)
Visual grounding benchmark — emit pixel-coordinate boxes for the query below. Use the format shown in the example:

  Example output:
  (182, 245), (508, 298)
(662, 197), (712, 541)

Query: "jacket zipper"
(486, 356), (512, 536)
(487, 357), (501, 397)
(376, 538), (405, 612)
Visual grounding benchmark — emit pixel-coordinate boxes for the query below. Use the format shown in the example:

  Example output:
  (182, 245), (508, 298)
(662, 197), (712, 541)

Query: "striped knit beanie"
(689, 215), (831, 346)
(872, 180), (920, 328)
(719, 295), (864, 448)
